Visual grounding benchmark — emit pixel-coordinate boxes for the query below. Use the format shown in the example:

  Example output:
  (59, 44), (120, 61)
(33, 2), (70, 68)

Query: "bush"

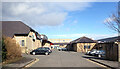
(3, 36), (22, 60)
(2, 37), (7, 62)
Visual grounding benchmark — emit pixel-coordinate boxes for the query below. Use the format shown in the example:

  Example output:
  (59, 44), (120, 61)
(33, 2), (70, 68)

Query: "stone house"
(67, 36), (97, 53)
(2, 21), (42, 53)
(95, 36), (120, 61)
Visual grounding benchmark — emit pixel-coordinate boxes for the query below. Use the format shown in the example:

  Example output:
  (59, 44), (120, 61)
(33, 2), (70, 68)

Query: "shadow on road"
(82, 55), (107, 61)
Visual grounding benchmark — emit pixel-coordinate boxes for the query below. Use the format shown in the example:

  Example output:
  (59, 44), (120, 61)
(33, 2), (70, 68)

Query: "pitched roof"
(70, 38), (79, 43)
(97, 36), (120, 43)
(2, 21), (34, 37)
(71, 36), (96, 43)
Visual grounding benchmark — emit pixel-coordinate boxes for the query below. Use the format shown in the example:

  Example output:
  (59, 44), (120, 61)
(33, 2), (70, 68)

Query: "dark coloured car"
(30, 47), (50, 55)
(44, 47), (52, 53)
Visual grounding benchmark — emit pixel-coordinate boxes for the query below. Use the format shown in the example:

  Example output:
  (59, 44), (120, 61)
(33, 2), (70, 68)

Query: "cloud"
(48, 2), (91, 12)
(9, 3), (45, 16)
(50, 33), (118, 40)
(2, 2), (92, 28)
(32, 12), (68, 26)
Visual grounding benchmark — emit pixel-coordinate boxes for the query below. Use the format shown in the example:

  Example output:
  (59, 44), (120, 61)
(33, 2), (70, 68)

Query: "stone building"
(48, 39), (72, 49)
(67, 36), (97, 53)
(2, 21), (42, 53)
(96, 36), (120, 61)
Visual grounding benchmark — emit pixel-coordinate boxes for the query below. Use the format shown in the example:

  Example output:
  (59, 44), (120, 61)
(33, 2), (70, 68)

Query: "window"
(88, 45), (91, 49)
(32, 35), (34, 39)
(22, 40), (24, 46)
(29, 35), (32, 37)
(84, 45), (86, 49)
(84, 45), (91, 49)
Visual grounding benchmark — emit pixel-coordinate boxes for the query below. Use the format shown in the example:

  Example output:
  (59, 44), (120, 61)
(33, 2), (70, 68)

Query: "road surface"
(25, 49), (106, 69)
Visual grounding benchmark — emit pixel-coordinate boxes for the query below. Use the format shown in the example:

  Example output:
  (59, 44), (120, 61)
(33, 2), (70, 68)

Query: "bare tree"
(104, 2), (120, 34)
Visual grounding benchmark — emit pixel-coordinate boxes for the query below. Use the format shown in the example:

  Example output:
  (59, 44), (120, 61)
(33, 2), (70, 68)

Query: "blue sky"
(2, 2), (118, 40)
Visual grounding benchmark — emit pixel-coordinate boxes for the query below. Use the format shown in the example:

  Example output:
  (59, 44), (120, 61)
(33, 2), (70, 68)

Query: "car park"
(30, 47), (51, 55)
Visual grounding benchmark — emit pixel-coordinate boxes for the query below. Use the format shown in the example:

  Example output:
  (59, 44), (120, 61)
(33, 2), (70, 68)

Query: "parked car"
(86, 51), (91, 55)
(44, 47), (52, 53)
(88, 49), (105, 58)
(30, 47), (50, 55)
(61, 48), (67, 51)
(58, 47), (62, 51)
(95, 50), (105, 58)
(58, 48), (67, 51)
(89, 49), (98, 56)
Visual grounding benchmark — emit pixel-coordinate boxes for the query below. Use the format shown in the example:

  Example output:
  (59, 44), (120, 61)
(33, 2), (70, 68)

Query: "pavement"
(1, 55), (36, 69)
(82, 54), (120, 69)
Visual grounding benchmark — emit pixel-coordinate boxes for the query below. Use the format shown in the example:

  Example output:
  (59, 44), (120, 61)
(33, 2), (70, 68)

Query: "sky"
(2, 2), (119, 40)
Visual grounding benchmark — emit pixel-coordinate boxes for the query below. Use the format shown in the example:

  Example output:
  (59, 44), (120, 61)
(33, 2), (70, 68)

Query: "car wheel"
(32, 52), (36, 55)
(98, 54), (101, 57)
(45, 52), (49, 55)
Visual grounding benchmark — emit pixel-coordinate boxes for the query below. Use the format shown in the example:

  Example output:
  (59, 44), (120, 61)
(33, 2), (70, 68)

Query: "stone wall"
(74, 43), (96, 52)
(97, 43), (118, 61)
(43, 43), (51, 49)
(73, 44), (77, 52)
(13, 32), (41, 53)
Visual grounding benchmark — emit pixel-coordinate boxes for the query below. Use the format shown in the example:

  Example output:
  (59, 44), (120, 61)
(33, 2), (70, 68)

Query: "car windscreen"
(44, 47), (50, 50)
(37, 48), (47, 50)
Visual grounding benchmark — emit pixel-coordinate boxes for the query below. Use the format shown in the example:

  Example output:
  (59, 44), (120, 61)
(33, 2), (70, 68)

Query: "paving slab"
(1, 56), (35, 69)
(83, 54), (120, 69)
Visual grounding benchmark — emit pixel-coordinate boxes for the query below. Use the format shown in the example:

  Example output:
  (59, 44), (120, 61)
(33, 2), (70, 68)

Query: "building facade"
(95, 36), (120, 61)
(48, 39), (72, 49)
(67, 36), (97, 53)
(49, 39), (72, 43)
(2, 21), (42, 53)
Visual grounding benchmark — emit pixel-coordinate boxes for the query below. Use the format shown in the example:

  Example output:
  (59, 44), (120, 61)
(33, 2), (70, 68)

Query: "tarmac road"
(26, 49), (107, 69)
